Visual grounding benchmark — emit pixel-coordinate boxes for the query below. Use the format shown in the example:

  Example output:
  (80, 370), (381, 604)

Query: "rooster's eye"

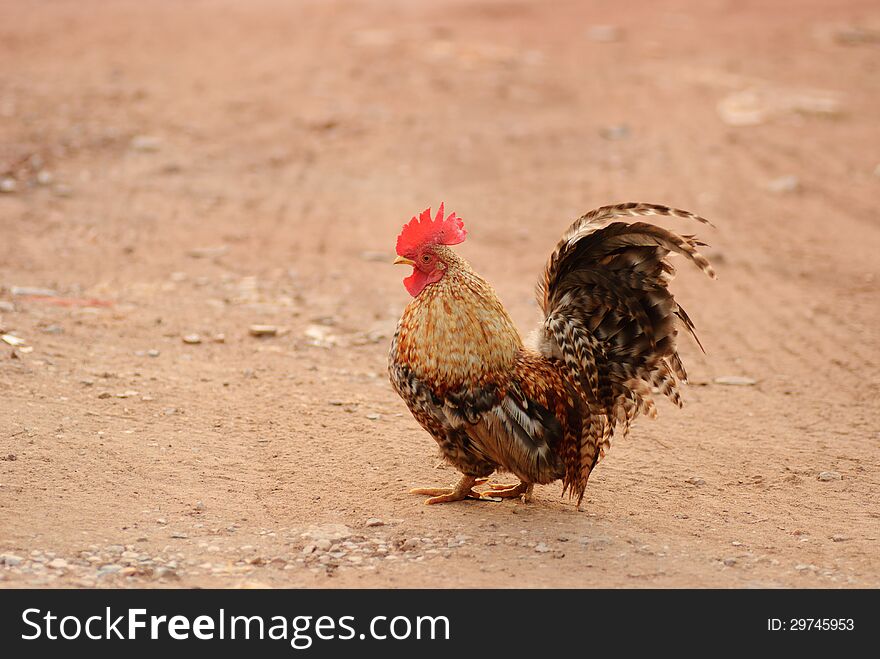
(422, 254), (431, 263)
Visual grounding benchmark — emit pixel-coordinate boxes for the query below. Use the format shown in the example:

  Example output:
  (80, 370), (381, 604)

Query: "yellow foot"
(488, 481), (534, 502)
(410, 476), (500, 505)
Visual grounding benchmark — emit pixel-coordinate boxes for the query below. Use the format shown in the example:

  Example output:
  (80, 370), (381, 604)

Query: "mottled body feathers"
(390, 203), (714, 505)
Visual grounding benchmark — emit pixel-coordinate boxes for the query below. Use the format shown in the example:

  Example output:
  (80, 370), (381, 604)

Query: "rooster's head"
(393, 203), (467, 297)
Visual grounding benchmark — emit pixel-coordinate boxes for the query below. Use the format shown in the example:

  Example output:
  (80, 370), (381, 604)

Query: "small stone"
(586, 25), (622, 42)
(47, 558), (68, 569)
(0, 301), (14, 312)
(116, 390), (139, 399)
(156, 518), (167, 525)
(212, 333), (226, 343)
(765, 175), (801, 194)
(831, 534), (849, 542)
(182, 334), (202, 345)
(599, 124), (630, 140)
(713, 375), (757, 386)
(315, 539), (332, 551)
(365, 413), (381, 421)
(154, 567), (178, 579)
(0, 178), (17, 193)
(170, 532), (188, 539)
(194, 501), (206, 511)
(249, 325), (278, 337)
(130, 135), (162, 152)
(302, 544), (317, 555)
(365, 518), (385, 527)
(534, 543), (551, 553)
(36, 170), (53, 186)
(685, 476), (706, 486)
(722, 557), (737, 567)
(1, 554), (23, 566)
(817, 471), (841, 482)
(147, 349), (160, 357)
(187, 246), (228, 259)
(120, 566), (138, 576)
(97, 392), (112, 399)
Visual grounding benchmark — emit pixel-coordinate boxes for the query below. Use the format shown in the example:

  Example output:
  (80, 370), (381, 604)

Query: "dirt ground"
(1, 0), (878, 589)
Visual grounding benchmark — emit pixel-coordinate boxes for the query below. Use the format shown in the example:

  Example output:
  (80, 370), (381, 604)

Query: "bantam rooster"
(389, 202), (715, 506)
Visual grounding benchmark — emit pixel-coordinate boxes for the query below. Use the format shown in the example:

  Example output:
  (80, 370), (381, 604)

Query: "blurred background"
(0, 0), (878, 588)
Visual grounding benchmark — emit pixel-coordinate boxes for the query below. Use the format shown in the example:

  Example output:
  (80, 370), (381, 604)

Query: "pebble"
(685, 476), (706, 486)
(130, 135), (162, 152)
(11, 286), (58, 297)
(365, 518), (385, 527)
(182, 334), (202, 345)
(53, 184), (73, 197)
(36, 170), (53, 186)
(147, 349), (160, 357)
(0, 554), (23, 566)
(599, 124), (630, 140)
(534, 543), (551, 553)
(0, 178), (17, 193)
(170, 532), (189, 539)
(713, 375), (757, 386)
(831, 535), (849, 542)
(248, 325), (278, 337)
(47, 558), (68, 569)
(401, 538), (421, 551)
(765, 175), (801, 194)
(365, 413), (381, 421)
(314, 539), (332, 551)
(722, 557), (737, 567)
(187, 246), (228, 259)
(586, 25), (622, 42)
(194, 501), (206, 511)
(817, 471), (841, 482)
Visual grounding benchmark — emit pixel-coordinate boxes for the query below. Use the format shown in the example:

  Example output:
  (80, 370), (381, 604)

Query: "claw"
(410, 476), (500, 504)
(486, 481), (533, 502)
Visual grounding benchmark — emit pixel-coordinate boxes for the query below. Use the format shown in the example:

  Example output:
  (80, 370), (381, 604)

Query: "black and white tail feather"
(531, 202), (716, 504)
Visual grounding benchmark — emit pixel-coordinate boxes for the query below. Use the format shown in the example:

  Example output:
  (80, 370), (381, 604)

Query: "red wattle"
(403, 268), (443, 297)
(403, 269), (429, 297)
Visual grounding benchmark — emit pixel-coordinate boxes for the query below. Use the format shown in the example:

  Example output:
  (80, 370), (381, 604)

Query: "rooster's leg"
(488, 481), (534, 502)
(410, 476), (499, 505)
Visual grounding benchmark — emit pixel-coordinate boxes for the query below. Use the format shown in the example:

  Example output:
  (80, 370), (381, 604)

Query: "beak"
(393, 255), (415, 266)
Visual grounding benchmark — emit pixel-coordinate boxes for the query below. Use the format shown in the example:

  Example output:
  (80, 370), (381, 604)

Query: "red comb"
(395, 203), (467, 256)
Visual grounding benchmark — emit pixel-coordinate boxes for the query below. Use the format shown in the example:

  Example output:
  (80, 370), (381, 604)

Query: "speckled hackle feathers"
(396, 203), (467, 257)
(389, 201), (715, 507)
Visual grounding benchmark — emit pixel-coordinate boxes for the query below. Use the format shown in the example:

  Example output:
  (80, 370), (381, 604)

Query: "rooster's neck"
(394, 264), (522, 393)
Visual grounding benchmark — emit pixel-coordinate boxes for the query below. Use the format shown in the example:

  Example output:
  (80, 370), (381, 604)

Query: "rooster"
(389, 202), (715, 506)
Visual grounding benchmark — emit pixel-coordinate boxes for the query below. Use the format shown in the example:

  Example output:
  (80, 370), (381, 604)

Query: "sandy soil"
(1, 0), (878, 588)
